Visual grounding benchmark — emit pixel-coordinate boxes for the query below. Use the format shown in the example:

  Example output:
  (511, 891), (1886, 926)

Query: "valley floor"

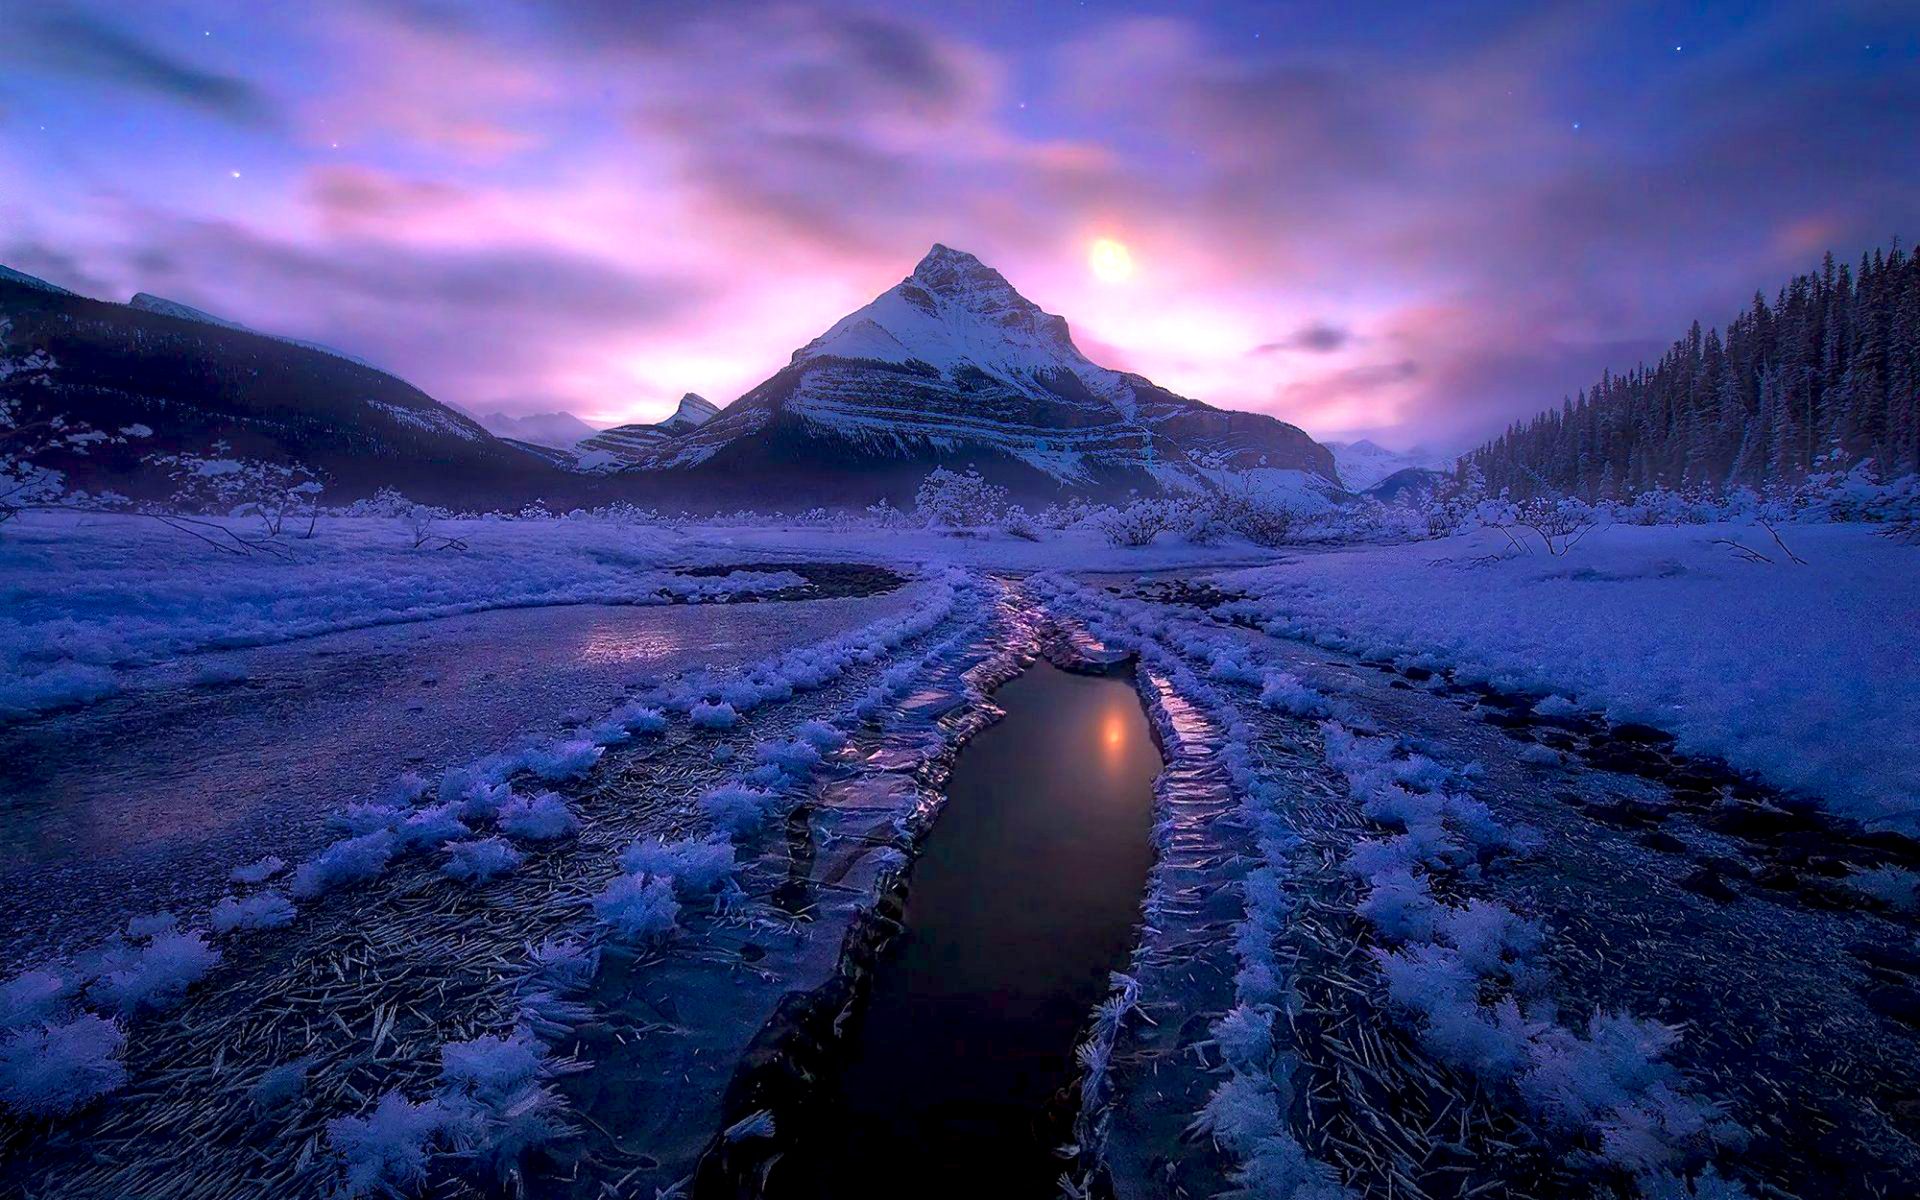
(1, 514), (1916, 1198)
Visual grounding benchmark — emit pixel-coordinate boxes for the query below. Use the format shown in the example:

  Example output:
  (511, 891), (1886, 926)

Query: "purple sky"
(1, 2), (1914, 450)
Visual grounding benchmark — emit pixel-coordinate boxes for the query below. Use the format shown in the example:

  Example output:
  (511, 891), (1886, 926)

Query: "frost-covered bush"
(526, 938), (600, 996)
(913, 467), (1007, 528)
(87, 931), (221, 1014)
(619, 836), (738, 898)
(497, 792), (579, 842)
(1097, 499), (1174, 547)
(590, 873), (680, 942)
(437, 1032), (572, 1177)
(1002, 505), (1042, 541)
(443, 837), (525, 883)
(700, 784), (779, 837)
(211, 892), (297, 933)
(795, 719), (848, 752)
(0, 1014), (128, 1116)
(0, 970), (72, 1030)
(327, 1090), (455, 1198)
(689, 700), (739, 729)
(148, 442), (326, 539)
(396, 804), (471, 852)
(516, 739), (602, 782)
(292, 830), (398, 898)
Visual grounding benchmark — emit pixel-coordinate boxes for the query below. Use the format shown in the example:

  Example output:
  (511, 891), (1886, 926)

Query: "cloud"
(15, 7), (277, 125)
(1255, 321), (1351, 355)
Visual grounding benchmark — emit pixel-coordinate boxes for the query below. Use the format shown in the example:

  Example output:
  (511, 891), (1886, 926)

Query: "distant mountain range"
(467, 409), (601, 450)
(1324, 440), (1454, 492)
(1, 247), (1343, 509)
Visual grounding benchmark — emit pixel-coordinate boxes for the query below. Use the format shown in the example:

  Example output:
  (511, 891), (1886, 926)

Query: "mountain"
(0, 265), (77, 296)
(0, 269), (573, 506)
(1326, 439), (1452, 492)
(609, 245), (1337, 505)
(572, 394), (719, 466)
(127, 292), (400, 378)
(472, 409), (600, 449)
(1470, 240), (1920, 498)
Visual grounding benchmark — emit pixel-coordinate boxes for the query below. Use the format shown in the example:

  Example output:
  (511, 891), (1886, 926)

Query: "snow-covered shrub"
(0, 970), (72, 1030)
(332, 802), (404, 837)
(148, 442), (326, 539)
(327, 1090), (455, 1198)
(211, 892), (297, 934)
(443, 837), (525, 883)
(229, 855), (285, 885)
(497, 792), (579, 842)
(396, 804), (471, 852)
(795, 719), (848, 752)
(619, 836), (738, 898)
(1257, 671), (1328, 717)
(864, 498), (909, 529)
(689, 700), (739, 729)
(754, 737), (822, 777)
(516, 739), (602, 782)
(700, 784), (779, 837)
(0, 1014), (127, 1116)
(1210, 1005), (1274, 1071)
(913, 467), (1007, 528)
(88, 931), (220, 1014)
(1002, 505), (1042, 541)
(437, 1032), (572, 1178)
(525, 938), (600, 996)
(292, 830), (398, 898)
(1097, 499), (1174, 547)
(590, 873), (680, 942)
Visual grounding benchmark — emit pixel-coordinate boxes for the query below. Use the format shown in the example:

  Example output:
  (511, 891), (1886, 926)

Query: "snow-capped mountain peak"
(795, 244), (1091, 388)
(662, 392), (719, 431)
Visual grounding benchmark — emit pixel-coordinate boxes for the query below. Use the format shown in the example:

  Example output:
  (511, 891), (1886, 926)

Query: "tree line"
(1468, 240), (1920, 498)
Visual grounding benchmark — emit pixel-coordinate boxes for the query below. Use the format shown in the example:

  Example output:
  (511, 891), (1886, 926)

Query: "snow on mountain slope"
(1326, 439), (1452, 491)
(572, 394), (721, 467)
(622, 245), (1336, 501)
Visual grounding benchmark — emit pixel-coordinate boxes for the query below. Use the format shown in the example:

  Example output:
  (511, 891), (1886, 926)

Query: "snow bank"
(0, 512), (805, 720)
(1218, 523), (1920, 829)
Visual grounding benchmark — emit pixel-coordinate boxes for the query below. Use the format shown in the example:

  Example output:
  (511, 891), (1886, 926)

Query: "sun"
(1089, 237), (1135, 283)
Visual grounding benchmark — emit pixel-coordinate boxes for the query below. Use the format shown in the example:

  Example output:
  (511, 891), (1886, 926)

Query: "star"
(229, 170), (241, 179)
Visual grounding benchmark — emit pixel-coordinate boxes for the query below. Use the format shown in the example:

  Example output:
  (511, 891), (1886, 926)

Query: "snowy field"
(1212, 522), (1920, 830)
(1, 515), (1917, 1200)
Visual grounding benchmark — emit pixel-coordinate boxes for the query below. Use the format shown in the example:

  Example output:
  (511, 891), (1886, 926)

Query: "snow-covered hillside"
(471, 409), (600, 449)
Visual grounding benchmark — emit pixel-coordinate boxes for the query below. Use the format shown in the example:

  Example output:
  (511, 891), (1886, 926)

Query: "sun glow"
(1089, 237), (1135, 283)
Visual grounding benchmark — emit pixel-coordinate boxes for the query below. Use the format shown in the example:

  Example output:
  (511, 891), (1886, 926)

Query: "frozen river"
(0, 583), (917, 968)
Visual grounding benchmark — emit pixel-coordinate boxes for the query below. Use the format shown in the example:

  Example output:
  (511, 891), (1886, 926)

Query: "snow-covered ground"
(0, 512), (1286, 723)
(2, 521), (1916, 1199)
(1213, 522), (1920, 829)
(0, 512), (816, 719)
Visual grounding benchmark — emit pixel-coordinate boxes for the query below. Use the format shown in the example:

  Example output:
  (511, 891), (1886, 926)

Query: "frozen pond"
(773, 660), (1162, 1199)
